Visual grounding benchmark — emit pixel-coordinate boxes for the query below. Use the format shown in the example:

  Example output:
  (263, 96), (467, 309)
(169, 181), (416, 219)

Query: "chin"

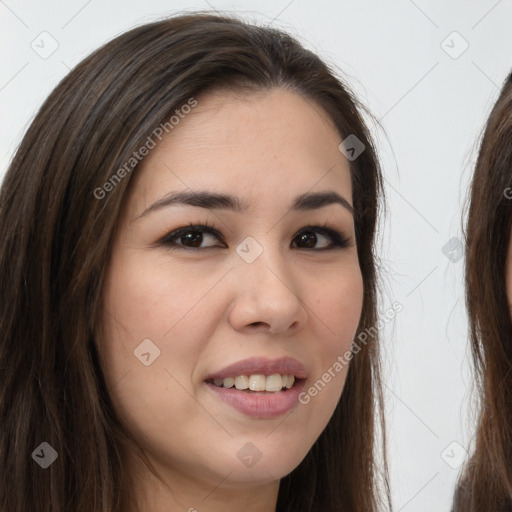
(208, 438), (310, 485)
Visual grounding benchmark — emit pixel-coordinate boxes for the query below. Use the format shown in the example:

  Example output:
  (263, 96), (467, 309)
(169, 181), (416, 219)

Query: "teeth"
(249, 374), (267, 391)
(283, 375), (295, 389)
(262, 374), (281, 392)
(234, 375), (249, 390)
(223, 377), (235, 388)
(212, 374), (296, 392)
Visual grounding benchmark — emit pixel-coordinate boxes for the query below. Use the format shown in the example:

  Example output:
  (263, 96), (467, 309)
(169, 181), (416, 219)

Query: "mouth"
(205, 373), (302, 393)
(203, 357), (308, 418)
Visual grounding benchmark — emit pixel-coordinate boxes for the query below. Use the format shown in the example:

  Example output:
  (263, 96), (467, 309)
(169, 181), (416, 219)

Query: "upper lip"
(205, 356), (308, 381)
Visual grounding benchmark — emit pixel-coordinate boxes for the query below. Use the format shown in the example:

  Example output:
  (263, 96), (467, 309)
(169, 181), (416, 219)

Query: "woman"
(0, 12), (390, 512)
(452, 72), (512, 511)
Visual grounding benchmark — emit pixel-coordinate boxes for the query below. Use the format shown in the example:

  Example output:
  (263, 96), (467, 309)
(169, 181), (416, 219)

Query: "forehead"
(125, 88), (352, 216)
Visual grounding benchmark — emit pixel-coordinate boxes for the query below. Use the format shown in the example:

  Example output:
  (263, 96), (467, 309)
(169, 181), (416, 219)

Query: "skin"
(97, 87), (364, 512)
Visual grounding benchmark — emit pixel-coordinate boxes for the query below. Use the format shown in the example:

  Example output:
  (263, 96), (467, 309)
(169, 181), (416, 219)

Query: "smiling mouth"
(205, 374), (303, 393)
(204, 370), (307, 418)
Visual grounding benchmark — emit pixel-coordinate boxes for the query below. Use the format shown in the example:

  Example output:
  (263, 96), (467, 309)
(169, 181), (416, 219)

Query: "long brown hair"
(453, 73), (512, 511)
(0, 12), (390, 511)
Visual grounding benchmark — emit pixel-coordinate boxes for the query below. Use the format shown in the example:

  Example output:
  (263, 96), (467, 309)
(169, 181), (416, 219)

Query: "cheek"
(313, 264), (364, 354)
(97, 254), (230, 460)
(102, 254), (213, 337)
(100, 249), (228, 350)
(300, 264), (364, 409)
(97, 253), (221, 413)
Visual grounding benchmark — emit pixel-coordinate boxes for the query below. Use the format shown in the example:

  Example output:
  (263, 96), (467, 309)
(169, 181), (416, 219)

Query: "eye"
(291, 224), (351, 250)
(157, 222), (225, 249)
(157, 222), (352, 251)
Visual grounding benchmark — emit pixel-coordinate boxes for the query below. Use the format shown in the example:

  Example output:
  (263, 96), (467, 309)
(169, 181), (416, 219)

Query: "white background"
(1, 1), (512, 510)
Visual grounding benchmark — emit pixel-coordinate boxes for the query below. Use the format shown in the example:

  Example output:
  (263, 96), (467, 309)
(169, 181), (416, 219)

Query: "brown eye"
(177, 230), (207, 248)
(292, 226), (350, 250)
(295, 231), (318, 248)
(159, 224), (225, 250)
(157, 223), (350, 251)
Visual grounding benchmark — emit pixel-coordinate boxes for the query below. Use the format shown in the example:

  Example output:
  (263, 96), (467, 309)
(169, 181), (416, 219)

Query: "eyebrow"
(136, 190), (354, 219)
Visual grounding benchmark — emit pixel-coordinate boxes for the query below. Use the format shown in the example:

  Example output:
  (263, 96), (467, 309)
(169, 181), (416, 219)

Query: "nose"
(228, 245), (308, 335)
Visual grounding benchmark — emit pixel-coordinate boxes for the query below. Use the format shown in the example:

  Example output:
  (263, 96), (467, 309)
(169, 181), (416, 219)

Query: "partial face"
(98, 88), (364, 493)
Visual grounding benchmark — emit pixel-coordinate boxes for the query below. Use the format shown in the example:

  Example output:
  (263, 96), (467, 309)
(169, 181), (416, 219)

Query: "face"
(98, 88), (364, 499)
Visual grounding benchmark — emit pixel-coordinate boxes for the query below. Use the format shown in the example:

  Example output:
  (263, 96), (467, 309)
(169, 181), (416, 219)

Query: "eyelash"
(156, 221), (352, 251)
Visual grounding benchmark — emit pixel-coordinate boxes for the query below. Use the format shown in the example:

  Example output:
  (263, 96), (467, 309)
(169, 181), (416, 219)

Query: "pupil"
(182, 231), (202, 247)
(300, 232), (316, 248)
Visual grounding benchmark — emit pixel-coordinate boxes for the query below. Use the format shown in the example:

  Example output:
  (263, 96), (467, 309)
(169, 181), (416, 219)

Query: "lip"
(204, 356), (308, 381)
(204, 378), (306, 418)
(203, 356), (308, 419)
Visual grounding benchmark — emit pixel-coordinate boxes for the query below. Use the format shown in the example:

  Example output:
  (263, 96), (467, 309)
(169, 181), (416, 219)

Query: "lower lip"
(204, 380), (306, 418)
